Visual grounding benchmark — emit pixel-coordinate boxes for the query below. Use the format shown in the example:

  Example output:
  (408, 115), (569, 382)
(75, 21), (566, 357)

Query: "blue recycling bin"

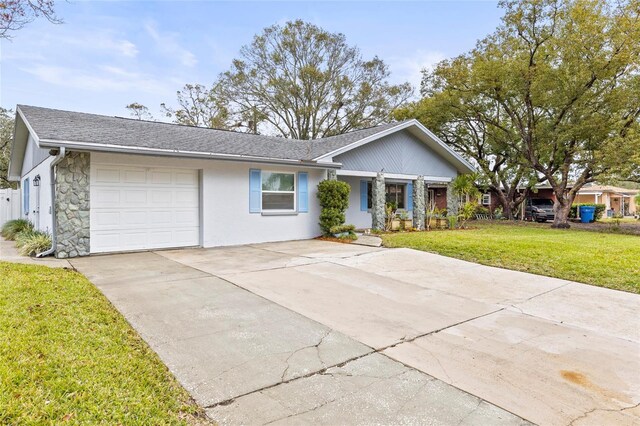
(579, 206), (596, 223)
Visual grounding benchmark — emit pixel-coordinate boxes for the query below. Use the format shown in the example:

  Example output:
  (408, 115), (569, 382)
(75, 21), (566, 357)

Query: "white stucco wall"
(20, 156), (54, 233)
(91, 152), (327, 248)
(340, 175), (372, 229)
(340, 175), (414, 230)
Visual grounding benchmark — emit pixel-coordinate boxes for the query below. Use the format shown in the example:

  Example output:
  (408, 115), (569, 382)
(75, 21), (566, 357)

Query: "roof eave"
(7, 106), (37, 180)
(37, 138), (342, 169)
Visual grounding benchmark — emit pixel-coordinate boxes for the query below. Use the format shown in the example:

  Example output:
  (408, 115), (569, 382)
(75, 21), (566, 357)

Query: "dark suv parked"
(525, 198), (556, 222)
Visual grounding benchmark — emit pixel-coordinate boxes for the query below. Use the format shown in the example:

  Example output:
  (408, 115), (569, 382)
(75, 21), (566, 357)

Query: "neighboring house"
(573, 184), (638, 217)
(8, 105), (473, 258)
(482, 184), (639, 218)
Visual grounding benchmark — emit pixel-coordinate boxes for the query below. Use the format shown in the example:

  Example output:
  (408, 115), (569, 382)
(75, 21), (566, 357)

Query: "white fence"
(0, 188), (21, 226)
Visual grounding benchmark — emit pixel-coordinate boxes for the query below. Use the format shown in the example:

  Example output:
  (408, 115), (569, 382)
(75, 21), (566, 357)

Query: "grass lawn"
(381, 222), (640, 294)
(0, 262), (210, 425)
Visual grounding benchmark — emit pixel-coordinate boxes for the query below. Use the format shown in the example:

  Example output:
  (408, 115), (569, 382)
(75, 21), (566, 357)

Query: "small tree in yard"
(317, 180), (354, 238)
(451, 174), (480, 228)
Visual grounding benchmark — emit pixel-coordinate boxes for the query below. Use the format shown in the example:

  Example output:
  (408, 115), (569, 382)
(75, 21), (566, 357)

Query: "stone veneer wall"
(412, 176), (425, 230)
(371, 172), (386, 231)
(55, 152), (90, 258)
(446, 181), (459, 217)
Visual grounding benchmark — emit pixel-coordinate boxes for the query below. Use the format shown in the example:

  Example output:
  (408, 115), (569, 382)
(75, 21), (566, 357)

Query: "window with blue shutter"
(249, 169), (261, 213)
(23, 178), (30, 216)
(360, 180), (368, 211)
(298, 172), (308, 213)
(407, 182), (413, 211)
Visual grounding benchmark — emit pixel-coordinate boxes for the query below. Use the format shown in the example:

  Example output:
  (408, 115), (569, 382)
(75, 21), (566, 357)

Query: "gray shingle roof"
(18, 105), (409, 163)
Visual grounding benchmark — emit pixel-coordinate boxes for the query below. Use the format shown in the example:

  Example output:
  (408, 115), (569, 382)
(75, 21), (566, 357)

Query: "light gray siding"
(21, 135), (50, 177)
(334, 130), (458, 178)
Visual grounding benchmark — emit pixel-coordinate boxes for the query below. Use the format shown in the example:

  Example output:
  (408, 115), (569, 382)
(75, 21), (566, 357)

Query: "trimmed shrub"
(1, 219), (34, 241)
(329, 224), (357, 240)
(317, 180), (351, 236)
(569, 203), (605, 221)
(15, 229), (51, 256)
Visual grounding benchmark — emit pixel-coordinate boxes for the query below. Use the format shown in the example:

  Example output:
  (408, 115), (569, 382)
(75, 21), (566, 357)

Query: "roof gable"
(333, 129), (459, 178)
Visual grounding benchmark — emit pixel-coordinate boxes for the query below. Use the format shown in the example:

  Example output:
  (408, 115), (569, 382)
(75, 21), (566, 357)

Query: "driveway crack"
(567, 402), (640, 426)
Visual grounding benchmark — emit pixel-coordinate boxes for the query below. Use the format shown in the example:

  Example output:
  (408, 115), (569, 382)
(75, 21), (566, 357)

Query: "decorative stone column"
(327, 169), (337, 181)
(55, 152), (90, 258)
(413, 176), (425, 230)
(371, 172), (386, 231)
(446, 181), (459, 216)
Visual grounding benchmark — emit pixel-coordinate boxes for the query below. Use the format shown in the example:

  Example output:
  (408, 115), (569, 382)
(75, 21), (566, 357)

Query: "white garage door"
(90, 165), (200, 253)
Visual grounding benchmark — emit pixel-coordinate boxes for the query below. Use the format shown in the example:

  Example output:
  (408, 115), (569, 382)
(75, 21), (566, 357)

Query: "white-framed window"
(261, 171), (296, 211)
(366, 182), (407, 209)
(481, 193), (491, 205)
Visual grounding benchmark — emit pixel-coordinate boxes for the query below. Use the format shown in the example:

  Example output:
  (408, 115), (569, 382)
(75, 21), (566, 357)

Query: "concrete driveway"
(70, 240), (640, 425)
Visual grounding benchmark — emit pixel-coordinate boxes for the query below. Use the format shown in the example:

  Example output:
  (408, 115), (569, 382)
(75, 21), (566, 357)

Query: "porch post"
(413, 176), (425, 230)
(371, 172), (386, 231)
(446, 181), (459, 216)
(327, 169), (337, 181)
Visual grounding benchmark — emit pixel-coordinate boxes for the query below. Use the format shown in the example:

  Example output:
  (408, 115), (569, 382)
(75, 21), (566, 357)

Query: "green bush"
(329, 224), (357, 240)
(15, 229), (51, 256)
(447, 215), (458, 229)
(1, 219), (34, 241)
(317, 180), (351, 235)
(475, 205), (490, 215)
(329, 224), (355, 234)
(569, 203), (606, 220)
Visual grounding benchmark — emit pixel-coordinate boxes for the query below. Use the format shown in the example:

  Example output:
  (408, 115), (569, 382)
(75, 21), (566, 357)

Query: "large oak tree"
(151, 20), (413, 138)
(402, 0), (640, 227)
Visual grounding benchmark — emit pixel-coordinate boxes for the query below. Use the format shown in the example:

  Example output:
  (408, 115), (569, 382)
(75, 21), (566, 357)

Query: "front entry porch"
(336, 170), (452, 231)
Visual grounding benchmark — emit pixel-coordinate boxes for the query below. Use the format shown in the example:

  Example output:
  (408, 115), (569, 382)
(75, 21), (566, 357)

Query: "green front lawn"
(0, 262), (209, 425)
(382, 222), (640, 293)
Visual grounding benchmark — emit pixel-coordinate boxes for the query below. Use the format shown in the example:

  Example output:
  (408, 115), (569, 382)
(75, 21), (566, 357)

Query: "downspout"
(36, 147), (66, 258)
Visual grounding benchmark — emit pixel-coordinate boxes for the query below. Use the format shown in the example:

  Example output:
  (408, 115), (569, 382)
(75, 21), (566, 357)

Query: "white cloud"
(144, 20), (197, 68)
(388, 49), (446, 92)
(23, 64), (173, 95)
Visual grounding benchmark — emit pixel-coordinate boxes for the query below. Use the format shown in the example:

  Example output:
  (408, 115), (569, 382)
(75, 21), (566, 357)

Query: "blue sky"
(0, 1), (502, 119)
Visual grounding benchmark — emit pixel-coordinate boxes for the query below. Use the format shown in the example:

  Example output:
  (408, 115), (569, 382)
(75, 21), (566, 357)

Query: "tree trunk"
(552, 196), (572, 228)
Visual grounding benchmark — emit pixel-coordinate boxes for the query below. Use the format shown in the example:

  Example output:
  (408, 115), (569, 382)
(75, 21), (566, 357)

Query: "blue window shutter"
(249, 169), (261, 213)
(407, 182), (413, 211)
(298, 172), (308, 213)
(23, 178), (30, 216)
(360, 180), (368, 211)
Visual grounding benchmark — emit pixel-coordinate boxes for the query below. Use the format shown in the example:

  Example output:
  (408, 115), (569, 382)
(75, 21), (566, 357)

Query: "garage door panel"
(174, 209), (199, 225)
(95, 167), (121, 184)
(175, 171), (198, 185)
(151, 190), (172, 205)
(175, 190), (198, 205)
(123, 169), (147, 183)
(94, 189), (120, 207)
(150, 170), (172, 184)
(122, 189), (148, 205)
(94, 211), (120, 227)
(90, 165), (200, 253)
(149, 210), (173, 226)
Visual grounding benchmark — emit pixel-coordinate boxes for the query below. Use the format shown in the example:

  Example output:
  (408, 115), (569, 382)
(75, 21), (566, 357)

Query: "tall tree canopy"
(395, 69), (542, 219)
(1, 0), (61, 38)
(160, 83), (230, 129)
(218, 20), (412, 139)
(0, 108), (16, 189)
(400, 0), (640, 227)
(145, 20), (412, 138)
